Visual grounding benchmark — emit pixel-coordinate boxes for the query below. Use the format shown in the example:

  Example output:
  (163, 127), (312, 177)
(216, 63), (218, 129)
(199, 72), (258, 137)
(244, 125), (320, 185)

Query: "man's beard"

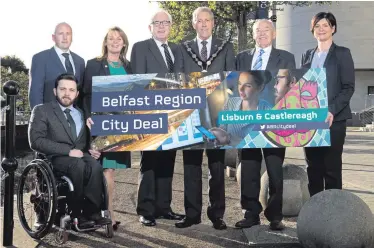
(56, 95), (75, 107)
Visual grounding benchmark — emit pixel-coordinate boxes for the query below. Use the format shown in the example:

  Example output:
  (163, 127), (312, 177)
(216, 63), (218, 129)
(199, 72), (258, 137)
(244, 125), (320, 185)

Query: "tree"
(1, 56), (30, 113)
(158, 1), (332, 52)
(1, 55), (29, 74)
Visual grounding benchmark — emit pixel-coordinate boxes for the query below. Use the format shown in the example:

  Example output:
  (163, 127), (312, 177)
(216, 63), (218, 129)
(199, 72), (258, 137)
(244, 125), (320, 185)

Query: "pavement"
(1, 131), (373, 247)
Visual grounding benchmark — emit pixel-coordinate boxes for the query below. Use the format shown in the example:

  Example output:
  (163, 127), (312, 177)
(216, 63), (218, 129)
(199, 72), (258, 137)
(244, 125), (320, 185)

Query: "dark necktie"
(201, 40), (208, 61)
(62, 53), (74, 74)
(161, 44), (174, 72)
(64, 108), (77, 140)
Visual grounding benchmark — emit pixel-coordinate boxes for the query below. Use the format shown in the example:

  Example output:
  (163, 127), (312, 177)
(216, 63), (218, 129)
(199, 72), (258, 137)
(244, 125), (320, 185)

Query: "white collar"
(54, 45), (71, 56)
(153, 38), (169, 47)
(255, 45), (272, 54)
(196, 35), (212, 45)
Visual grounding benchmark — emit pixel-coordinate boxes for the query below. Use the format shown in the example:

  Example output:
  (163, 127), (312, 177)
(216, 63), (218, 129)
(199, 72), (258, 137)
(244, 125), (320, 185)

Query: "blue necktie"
(253, 49), (265, 70)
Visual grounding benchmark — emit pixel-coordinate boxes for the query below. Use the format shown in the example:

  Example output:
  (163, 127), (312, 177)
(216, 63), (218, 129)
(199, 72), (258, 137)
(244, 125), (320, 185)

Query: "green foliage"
(1, 56), (30, 113)
(1, 55), (29, 74)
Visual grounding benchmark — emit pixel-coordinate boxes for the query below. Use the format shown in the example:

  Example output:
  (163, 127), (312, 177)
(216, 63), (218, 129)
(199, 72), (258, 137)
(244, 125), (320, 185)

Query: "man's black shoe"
(175, 217), (201, 228)
(235, 217), (260, 229)
(156, 211), (185, 221)
(139, 216), (156, 226)
(212, 218), (227, 230)
(269, 220), (285, 231)
(89, 213), (112, 226)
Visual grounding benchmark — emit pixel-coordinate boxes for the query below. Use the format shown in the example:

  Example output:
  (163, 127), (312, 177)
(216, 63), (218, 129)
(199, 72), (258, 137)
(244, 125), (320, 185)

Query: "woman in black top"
(300, 12), (355, 196)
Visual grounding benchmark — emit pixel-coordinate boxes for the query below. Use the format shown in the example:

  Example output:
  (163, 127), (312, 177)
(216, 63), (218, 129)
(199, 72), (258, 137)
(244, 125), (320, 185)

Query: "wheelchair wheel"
(17, 159), (58, 239)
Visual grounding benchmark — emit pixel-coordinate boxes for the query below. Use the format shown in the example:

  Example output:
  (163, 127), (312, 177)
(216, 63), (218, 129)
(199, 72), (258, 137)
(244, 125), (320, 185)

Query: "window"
(368, 86), (374, 95)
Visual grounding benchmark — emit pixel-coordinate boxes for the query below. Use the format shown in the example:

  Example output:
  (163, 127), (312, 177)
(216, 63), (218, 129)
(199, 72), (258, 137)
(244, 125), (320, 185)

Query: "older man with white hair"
(131, 9), (184, 227)
(235, 19), (296, 231)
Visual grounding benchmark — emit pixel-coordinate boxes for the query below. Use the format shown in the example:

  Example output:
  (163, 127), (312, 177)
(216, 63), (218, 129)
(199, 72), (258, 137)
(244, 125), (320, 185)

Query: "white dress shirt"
(153, 38), (174, 67)
(251, 45), (272, 70)
(197, 36), (213, 58)
(54, 46), (76, 74)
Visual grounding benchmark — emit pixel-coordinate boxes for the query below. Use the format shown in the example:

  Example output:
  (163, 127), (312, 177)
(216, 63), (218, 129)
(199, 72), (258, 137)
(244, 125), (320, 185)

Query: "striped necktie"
(161, 44), (174, 72)
(252, 49), (265, 70)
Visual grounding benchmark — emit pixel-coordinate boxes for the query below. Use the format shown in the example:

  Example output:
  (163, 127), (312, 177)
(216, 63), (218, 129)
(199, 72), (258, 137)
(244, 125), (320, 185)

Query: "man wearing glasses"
(235, 19), (296, 231)
(131, 9), (184, 227)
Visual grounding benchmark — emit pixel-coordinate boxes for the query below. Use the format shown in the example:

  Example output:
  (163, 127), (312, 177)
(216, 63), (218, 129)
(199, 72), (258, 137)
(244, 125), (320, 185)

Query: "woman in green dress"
(83, 26), (131, 230)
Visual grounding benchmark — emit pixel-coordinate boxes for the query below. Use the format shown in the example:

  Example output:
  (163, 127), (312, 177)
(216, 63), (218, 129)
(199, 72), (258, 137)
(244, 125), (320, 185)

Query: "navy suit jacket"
(300, 42), (355, 122)
(28, 47), (85, 110)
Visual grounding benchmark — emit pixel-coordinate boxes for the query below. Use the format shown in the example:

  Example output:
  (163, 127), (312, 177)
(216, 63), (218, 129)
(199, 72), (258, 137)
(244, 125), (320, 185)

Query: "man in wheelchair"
(28, 73), (111, 229)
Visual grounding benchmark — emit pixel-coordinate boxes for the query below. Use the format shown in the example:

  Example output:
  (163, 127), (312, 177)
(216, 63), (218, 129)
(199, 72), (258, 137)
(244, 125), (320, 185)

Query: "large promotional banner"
(90, 69), (331, 152)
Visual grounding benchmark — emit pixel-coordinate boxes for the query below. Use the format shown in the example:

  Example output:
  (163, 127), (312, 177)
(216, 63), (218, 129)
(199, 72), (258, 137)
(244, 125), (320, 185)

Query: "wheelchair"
(17, 152), (114, 244)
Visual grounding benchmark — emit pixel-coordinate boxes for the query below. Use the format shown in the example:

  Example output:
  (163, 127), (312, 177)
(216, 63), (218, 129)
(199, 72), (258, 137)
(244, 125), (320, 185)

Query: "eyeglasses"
(151, 21), (171, 27)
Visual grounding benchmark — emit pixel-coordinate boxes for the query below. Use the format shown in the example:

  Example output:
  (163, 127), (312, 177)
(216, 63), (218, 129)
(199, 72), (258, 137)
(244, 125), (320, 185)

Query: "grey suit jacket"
(176, 37), (235, 74)
(28, 100), (88, 159)
(28, 47), (85, 110)
(235, 47), (296, 72)
(130, 38), (180, 74)
(301, 42), (355, 122)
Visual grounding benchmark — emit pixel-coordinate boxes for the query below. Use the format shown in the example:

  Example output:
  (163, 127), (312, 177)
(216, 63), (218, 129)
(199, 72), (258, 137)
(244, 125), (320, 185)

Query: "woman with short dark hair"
(301, 12), (355, 196)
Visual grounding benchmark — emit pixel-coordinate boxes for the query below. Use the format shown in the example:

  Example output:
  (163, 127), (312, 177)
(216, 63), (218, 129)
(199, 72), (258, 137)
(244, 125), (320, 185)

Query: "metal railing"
(1, 80), (20, 246)
(0, 110), (30, 126)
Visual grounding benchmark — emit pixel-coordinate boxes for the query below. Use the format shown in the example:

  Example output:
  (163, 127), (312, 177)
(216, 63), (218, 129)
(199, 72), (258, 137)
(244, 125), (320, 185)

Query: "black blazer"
(82, 58), (132, 118)
(300, 42), (355, 122)
(131, 38), (180, 74)
(176, 37), (235, 74)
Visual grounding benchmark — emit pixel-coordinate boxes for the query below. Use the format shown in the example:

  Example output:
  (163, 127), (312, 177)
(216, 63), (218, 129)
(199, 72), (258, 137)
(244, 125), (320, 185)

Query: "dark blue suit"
(28, 47), (85, 110)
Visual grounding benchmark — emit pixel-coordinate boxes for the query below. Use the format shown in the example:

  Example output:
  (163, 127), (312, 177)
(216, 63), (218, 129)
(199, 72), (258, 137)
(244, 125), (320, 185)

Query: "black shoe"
(156, 211), (185, 221)
(212, 218), (227, 230)
(175, 217), (201, 228)
(76, 217), (95, 229)
(235, 217), (260, 229)
(269, 220), (285, 231)
(88, 213), (112, 226)
(113, 221), (121, 231)
(139, 216), (156, 226)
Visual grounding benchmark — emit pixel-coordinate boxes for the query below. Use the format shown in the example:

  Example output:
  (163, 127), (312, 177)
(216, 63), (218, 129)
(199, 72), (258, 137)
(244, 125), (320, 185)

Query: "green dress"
(102, 62), (129, 169)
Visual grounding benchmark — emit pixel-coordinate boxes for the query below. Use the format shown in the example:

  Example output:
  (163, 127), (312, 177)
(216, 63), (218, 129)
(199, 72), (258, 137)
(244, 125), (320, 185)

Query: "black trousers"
(304, 120), (347, 196)
(182, 149), (225, 221)
(239, 147), (285, 222)
(52, 153), (103, 218)
(136, 150), (176, 217)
